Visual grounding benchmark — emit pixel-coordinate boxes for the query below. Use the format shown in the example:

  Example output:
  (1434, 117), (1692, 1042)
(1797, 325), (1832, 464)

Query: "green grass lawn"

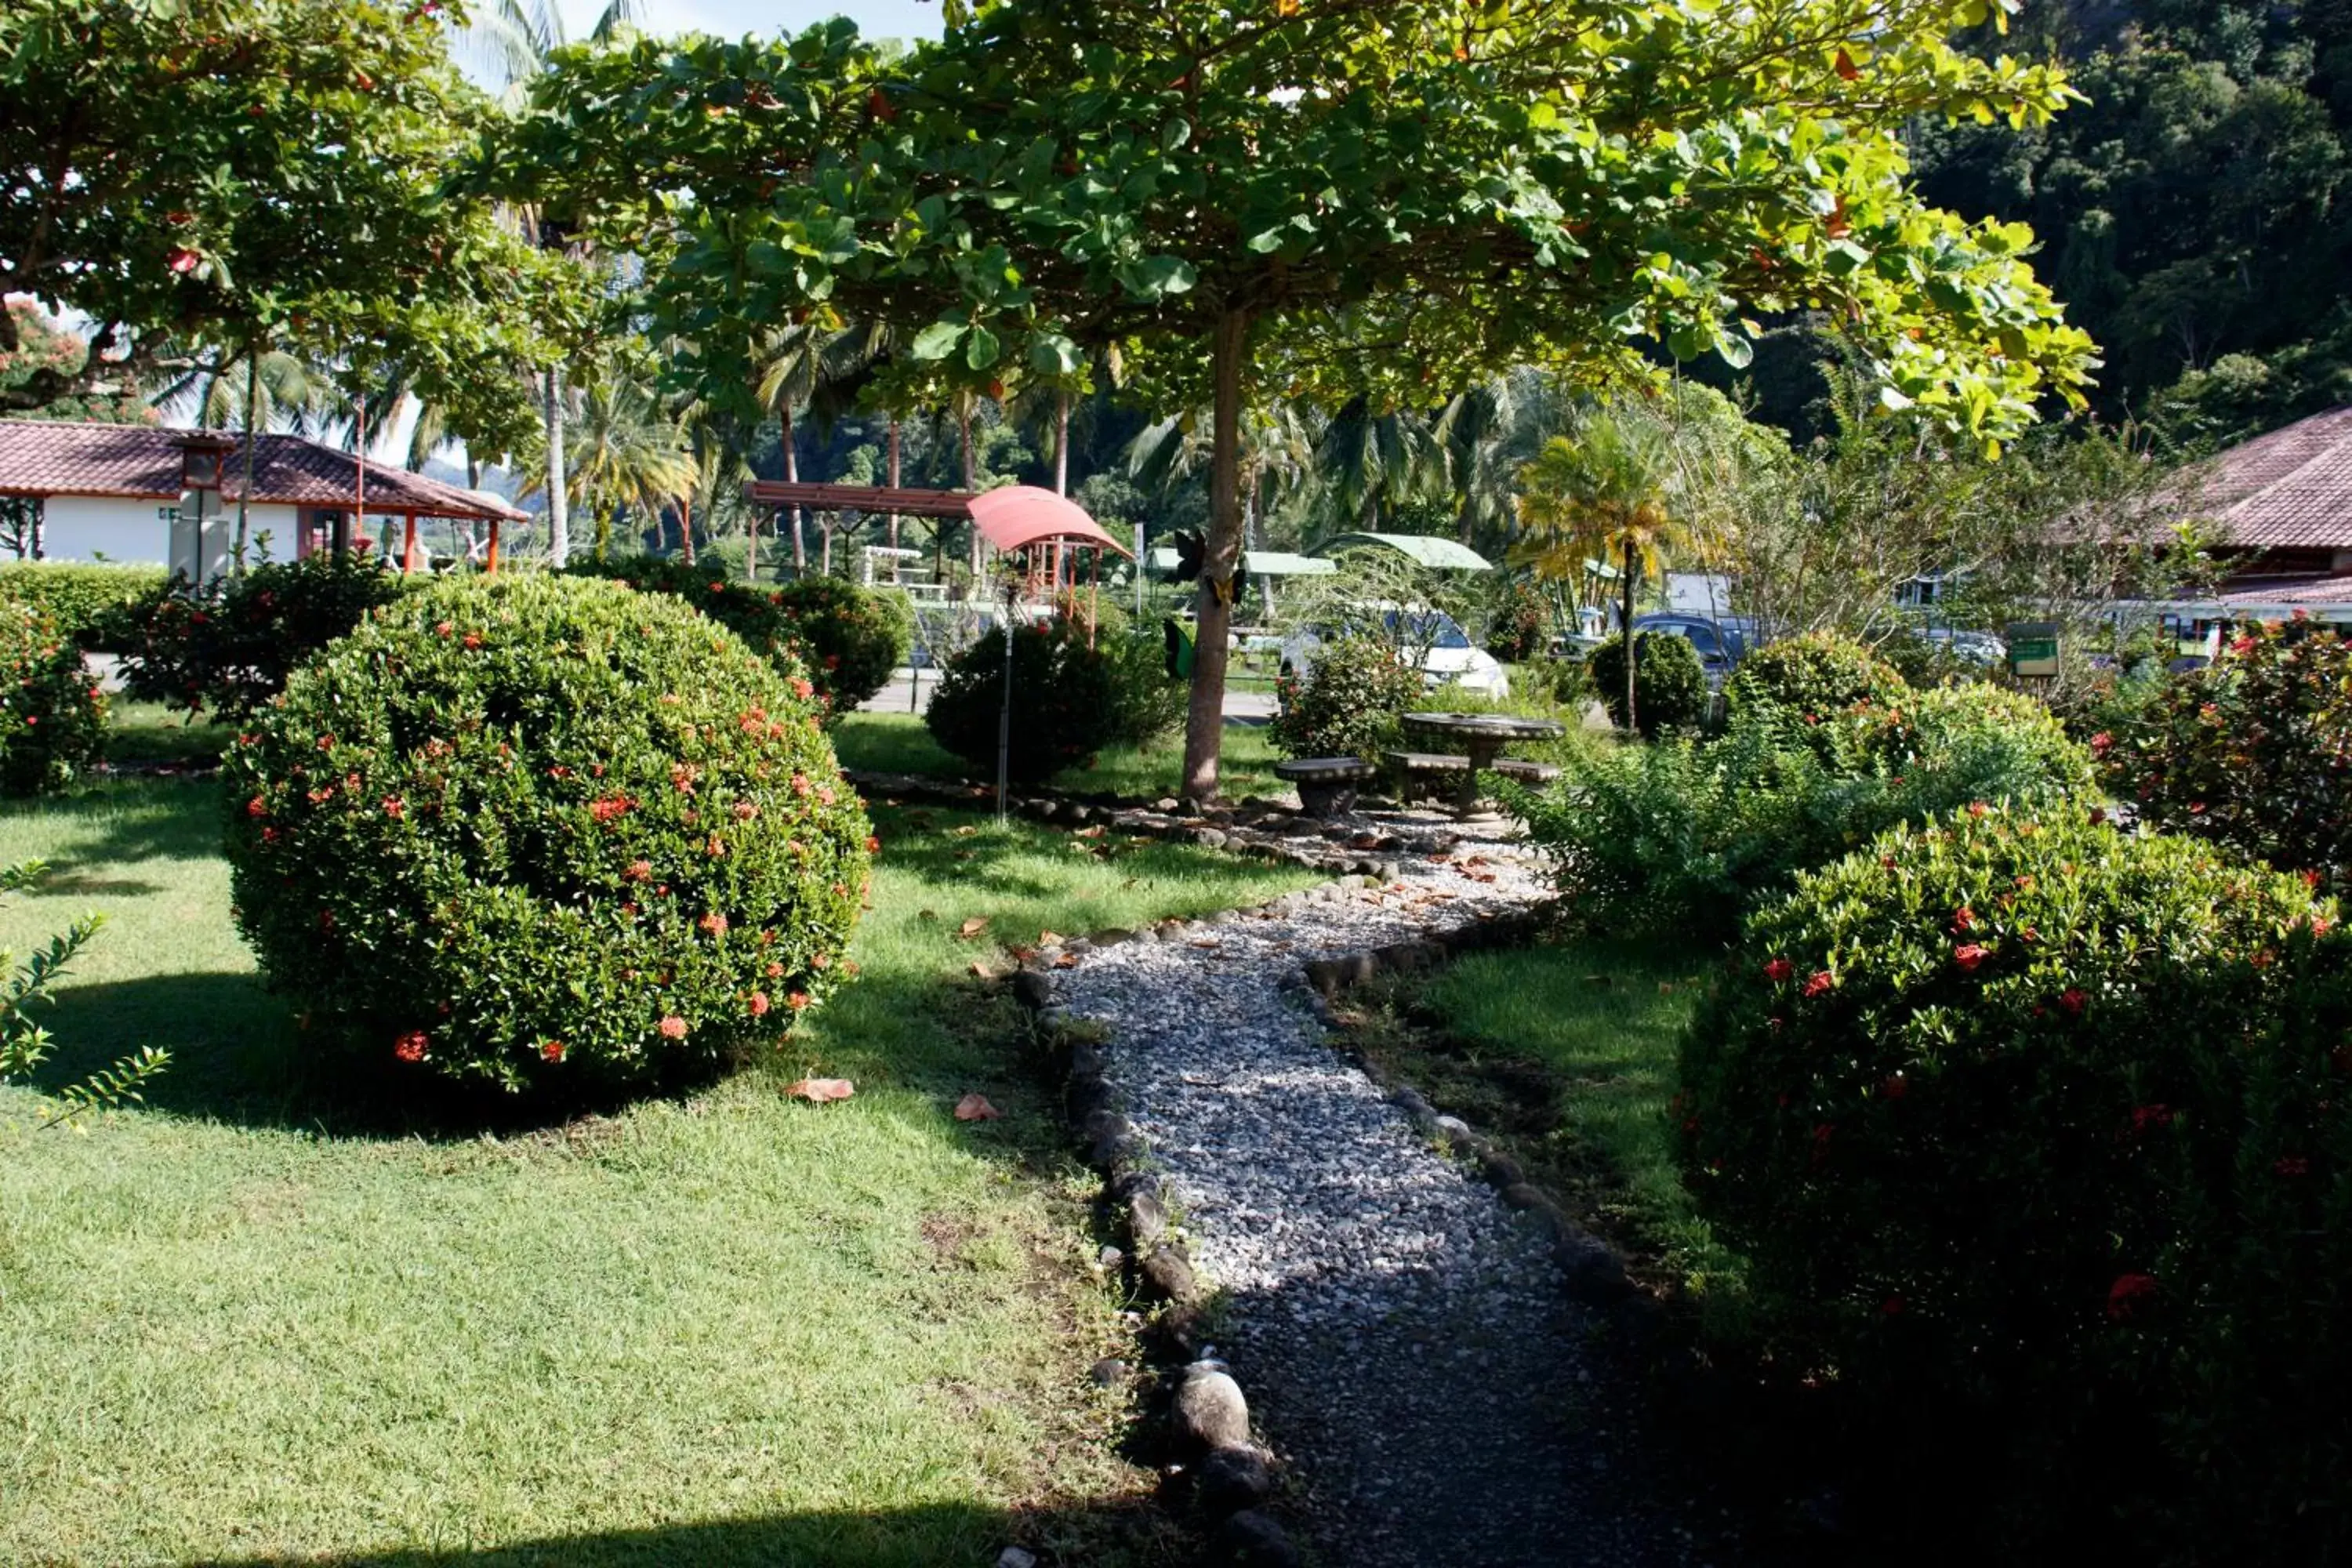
(1359, 936), (1744, 1303)
(103, 699), (238, 768)
(0, 775), (1318, 1566)
(832, 710), (1290, 804)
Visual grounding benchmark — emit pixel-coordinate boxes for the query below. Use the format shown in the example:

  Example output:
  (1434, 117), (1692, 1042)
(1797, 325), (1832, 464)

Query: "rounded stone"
(1195, 1443), (1277, 1519)
(1172, 1365), (1250, 1452)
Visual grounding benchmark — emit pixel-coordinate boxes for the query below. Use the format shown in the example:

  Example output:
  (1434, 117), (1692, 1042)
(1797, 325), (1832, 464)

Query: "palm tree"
(753, 319), (877, 576)
(1515, 410), (1694, 732)
(524, 376), (695, 561)
(1308, 395), (1445, 538)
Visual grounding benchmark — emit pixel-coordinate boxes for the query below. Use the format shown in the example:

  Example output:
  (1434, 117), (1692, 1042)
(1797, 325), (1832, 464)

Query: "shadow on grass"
(2, 774), (223, 866)
(179, 1500), (1175, 1568)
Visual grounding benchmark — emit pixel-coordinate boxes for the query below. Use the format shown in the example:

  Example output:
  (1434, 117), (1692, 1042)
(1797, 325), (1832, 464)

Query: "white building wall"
(31, 496), (307, 572)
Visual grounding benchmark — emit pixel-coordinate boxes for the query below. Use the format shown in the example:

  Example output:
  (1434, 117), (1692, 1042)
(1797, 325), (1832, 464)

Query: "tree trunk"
(783, 399), (805, 572)
(681, 495), (695, 564)
(1181, 310), (1250, 800)
(1054, 391), (1070, 495)
(544, 367), (570, 568)
(234, 346), (260, 575)
(961, 401), (980, 580)
(886, 417), (902, 559)
(1621, 538), (1639, 734)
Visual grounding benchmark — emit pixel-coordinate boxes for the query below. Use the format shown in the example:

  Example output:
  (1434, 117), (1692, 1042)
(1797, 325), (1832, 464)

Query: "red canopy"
(966, 486), (1131, 557)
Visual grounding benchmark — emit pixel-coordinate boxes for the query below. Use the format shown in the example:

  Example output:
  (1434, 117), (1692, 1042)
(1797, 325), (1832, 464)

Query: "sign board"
(2006, 620), (2062, 679)
(1666, 572), (1732, 619)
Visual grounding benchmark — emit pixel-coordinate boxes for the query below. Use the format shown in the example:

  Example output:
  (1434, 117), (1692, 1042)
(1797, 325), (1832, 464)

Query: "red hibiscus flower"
(2107, 1272), (2157, 1321)
(1762, 957), (1794, 983)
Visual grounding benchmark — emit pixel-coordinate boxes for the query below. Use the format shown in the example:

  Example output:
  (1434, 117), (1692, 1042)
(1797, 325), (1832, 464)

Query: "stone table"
(1397, 711), (1566, 818)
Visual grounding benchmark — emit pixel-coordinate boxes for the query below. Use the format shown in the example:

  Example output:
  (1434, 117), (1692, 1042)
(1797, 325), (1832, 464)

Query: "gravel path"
(1052, 813), (1714, 1567)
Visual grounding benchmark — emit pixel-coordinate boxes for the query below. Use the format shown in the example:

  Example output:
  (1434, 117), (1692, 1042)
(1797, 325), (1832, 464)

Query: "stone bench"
(1380, 751), (1560, 803)
(1273, 756), (1379, 818)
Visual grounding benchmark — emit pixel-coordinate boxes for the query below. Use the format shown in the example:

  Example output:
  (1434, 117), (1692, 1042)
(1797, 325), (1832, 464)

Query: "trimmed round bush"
(773, 575), (913, 714)
(1269, 634), (1423, 762)
(1858, 681), (2096, 797)
(0, 600), (105, 794)
(1587, 630), (1707, 736)
(0, 562), (170, 653)
(222, 575), (871, 1094)
(924, 614), (1130, 782)
(566, 558), (911, 722)
(1724, 630), (1907, 724)
(127, 552), (410, 718)
(1680, 804), (2336, 1552)
(1483, 577), (1550, 664)
(2101, 619), (2352, 892)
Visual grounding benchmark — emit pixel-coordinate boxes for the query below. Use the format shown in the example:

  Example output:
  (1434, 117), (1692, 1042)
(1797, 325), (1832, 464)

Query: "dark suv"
(1631, 613), (1751, 687)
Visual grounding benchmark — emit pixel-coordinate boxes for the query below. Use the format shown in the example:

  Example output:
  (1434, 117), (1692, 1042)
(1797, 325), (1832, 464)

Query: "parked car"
(1279, 604), (1510, 698)
(1631, 612), (1751, 688)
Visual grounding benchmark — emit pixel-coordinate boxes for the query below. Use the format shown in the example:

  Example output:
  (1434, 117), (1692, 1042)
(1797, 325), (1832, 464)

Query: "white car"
(1279, 606), (1511, 698)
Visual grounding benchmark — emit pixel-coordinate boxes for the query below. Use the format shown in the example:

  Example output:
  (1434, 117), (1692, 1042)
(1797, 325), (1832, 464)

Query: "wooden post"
(486, 517), (502, 575)
(401, 513), (419, 574)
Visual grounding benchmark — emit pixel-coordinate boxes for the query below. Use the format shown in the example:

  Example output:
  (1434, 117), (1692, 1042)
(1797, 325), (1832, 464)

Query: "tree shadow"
(0, 775), (223, 867)
(177, 1499), (1181, 1568)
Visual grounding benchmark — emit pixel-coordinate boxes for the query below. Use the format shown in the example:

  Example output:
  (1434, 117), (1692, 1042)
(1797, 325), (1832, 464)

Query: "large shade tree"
(0, 0), (574, 456)
(499, 0), (2096, 794)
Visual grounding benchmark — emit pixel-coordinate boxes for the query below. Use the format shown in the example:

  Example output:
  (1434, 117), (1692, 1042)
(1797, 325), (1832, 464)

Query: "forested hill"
(1910, 0), (2352, 443)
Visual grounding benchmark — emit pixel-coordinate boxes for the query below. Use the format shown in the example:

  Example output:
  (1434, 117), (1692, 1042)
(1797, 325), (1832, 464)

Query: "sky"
(549, 0), (942, 45)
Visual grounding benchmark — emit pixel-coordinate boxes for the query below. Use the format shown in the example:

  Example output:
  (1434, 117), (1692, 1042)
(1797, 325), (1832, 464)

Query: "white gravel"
(1052, 811), (1715, 1566)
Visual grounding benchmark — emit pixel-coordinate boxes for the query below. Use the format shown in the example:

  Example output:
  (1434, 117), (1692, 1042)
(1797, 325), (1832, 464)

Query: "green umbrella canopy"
(1317, 532), (1494, 572)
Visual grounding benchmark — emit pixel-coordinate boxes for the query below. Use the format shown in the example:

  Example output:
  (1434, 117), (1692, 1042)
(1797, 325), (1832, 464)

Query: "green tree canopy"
(0, 0), (577, 452)
(496, 0), (2099, 792)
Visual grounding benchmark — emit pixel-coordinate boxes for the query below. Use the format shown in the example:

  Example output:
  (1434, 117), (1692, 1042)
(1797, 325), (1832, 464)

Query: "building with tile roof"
(0, 419), (526, 579)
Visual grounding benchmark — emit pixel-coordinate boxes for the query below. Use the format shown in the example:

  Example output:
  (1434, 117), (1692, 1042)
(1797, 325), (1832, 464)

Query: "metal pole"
(996, 579), (1015, 825)
(1134, 521), (1145, 618)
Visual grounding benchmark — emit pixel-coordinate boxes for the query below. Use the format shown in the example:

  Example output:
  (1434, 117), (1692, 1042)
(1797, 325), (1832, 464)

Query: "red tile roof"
(0, 419), (526, 522)
(2201, 405), (2352, 550)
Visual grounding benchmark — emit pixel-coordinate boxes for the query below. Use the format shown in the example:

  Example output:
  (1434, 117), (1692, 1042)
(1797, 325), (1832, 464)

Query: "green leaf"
(909, 321), (966, 361)
(1117, 254), (1196, 302)
(965, 325), (1000, 369)
(1027, 332), (1082, 375)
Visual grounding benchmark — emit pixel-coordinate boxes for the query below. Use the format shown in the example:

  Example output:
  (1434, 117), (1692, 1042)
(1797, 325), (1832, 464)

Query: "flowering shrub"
(1680, 805), (2343, 1556)
(1724, 630), (1907, 731)
(1858, 681), (2097, 799)
(0, 563), (170, 653)
(1585, 630), (1708, 736)
(924, 614), (1137, 782)
(1269, 634), (1425, 761)
(124, 553), (409, 718)
(222, 574), (870, 1096)
(565, 558), (911, 722)
(0, 600), (105, 794)
(1482, 577), (1551, 663)
(2100, 619), (2352, 892)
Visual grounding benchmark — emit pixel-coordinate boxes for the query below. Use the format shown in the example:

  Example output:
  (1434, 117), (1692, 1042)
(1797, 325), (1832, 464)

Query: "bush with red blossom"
(564, 557), (910, 721)
(0, 598), (106, 793)
(1682, 803), (2348, 1559)
(2100, 618), (2352, 894)
(222, 574), (870, 1095)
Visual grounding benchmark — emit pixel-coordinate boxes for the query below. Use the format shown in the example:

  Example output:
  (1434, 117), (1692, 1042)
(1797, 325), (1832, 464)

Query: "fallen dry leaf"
(1038, 930), (1064, 946)
(1007, 944), (1037, 962)
(954, 825), (978, 837)
(956, 916), (990, 939)
(1074, 825), (1107, 839)
(787, 1077), (855, 1103)
(968, 960), (998, 980)
(1052, 952), (1079, 969)
(953, 1092), (1001, 1122)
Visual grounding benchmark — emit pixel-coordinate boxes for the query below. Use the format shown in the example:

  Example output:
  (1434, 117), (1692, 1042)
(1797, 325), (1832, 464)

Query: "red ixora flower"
(461, 632), (484, 651)
(765, 960), (785, 978)
(866, 834), (881, 855)
(658, 1015), (689, 1040)
(1967, 800), (1989, 818)
(1762, 957), (1795, 983)
(2131, 1103), (2175, 1134)
(786, 991), (811, 1011)
(1881, 1295), (1906, 1316)
(747, 991), (771, 1017)
(166, 246), (201, 274)
(2089, 731), (2114, 756)
(791, 677), (815, 700)
(541, 1039), (566, 1063)
(623, 859), (652, 882)
(381, 796), (405, 819)
(1954, 943), (1988, 973)
(246, 795), (267, 818)
(589, 794), (635, 823)
(2059, 987), (2088, 1015)
(1952, 906), (1976, 932)
(434, 620), (454, 637)
(1803, 970), (1835, 998)
(697, 912), (729, 936)
(2107, 1272), (2157, 1321)
(394, 1030), (429, 1063)
(2274, 1155), (2310, 1178)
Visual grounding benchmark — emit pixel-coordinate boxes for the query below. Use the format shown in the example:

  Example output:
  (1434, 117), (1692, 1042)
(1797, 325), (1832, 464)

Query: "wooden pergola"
(745, 481), (1132, 597)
